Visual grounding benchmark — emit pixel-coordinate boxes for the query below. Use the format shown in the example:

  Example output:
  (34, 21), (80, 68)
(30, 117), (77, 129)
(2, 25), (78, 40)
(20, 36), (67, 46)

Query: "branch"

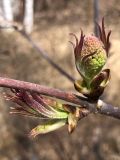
(0, 20), (75, 83)
(93, 0), (99, 37)
(0, 77), (120, 120)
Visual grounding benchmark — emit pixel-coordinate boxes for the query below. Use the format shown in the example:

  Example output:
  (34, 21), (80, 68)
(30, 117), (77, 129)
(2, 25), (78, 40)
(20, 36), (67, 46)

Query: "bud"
(71, 18), (111, 99)
(71, 18), (111, 85)
(75, 35), (107, 83)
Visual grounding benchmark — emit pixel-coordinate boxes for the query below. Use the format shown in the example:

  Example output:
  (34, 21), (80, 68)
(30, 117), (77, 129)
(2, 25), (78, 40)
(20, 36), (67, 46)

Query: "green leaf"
(29, 119), (67, 137)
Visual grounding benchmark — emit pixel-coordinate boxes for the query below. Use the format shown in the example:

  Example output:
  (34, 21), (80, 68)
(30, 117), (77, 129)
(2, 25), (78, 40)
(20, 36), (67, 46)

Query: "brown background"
(0, 0), (120, 160)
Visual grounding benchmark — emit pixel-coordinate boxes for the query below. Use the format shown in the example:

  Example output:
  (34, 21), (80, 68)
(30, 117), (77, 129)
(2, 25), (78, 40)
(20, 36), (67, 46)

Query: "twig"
(0, 21), (75, 83)
(93, 0), (99, 37)
(0, 77), (120, 120)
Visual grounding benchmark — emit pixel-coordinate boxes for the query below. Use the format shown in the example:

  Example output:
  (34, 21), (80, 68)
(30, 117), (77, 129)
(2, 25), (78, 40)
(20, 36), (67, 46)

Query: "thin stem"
(93, 0), (99, 37)
(19, 30), (75, 82)
(0, 77), (120, 120)
(0, 21), (75, 83)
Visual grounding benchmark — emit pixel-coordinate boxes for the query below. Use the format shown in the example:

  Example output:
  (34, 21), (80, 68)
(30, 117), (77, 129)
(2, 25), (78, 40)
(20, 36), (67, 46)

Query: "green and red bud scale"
(71, 18), (111, 100)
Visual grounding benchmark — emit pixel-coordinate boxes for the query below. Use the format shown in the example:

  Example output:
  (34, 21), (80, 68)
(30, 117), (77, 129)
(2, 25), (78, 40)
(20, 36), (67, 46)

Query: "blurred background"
(0, 0), (120, 160)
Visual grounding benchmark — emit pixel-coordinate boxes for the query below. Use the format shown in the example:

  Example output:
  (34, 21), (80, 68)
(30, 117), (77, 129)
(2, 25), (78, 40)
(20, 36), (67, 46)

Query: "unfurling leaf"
(5, 89), (84, 137)
(29, 119), (67, 138)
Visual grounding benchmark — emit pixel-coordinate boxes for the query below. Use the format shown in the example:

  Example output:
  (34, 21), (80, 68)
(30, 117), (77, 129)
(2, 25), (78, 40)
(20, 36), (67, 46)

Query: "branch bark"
(0, 77), (120, 120)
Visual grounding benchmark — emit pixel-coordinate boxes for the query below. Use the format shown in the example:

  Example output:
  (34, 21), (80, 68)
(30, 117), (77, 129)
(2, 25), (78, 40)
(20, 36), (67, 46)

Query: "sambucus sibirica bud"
(71, 18), (111, 100)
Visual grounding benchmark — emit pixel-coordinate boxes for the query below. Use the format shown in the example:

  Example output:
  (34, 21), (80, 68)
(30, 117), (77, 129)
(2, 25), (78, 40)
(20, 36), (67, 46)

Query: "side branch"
(0, 77), (120, 119)
(0, 21), (75, 83)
